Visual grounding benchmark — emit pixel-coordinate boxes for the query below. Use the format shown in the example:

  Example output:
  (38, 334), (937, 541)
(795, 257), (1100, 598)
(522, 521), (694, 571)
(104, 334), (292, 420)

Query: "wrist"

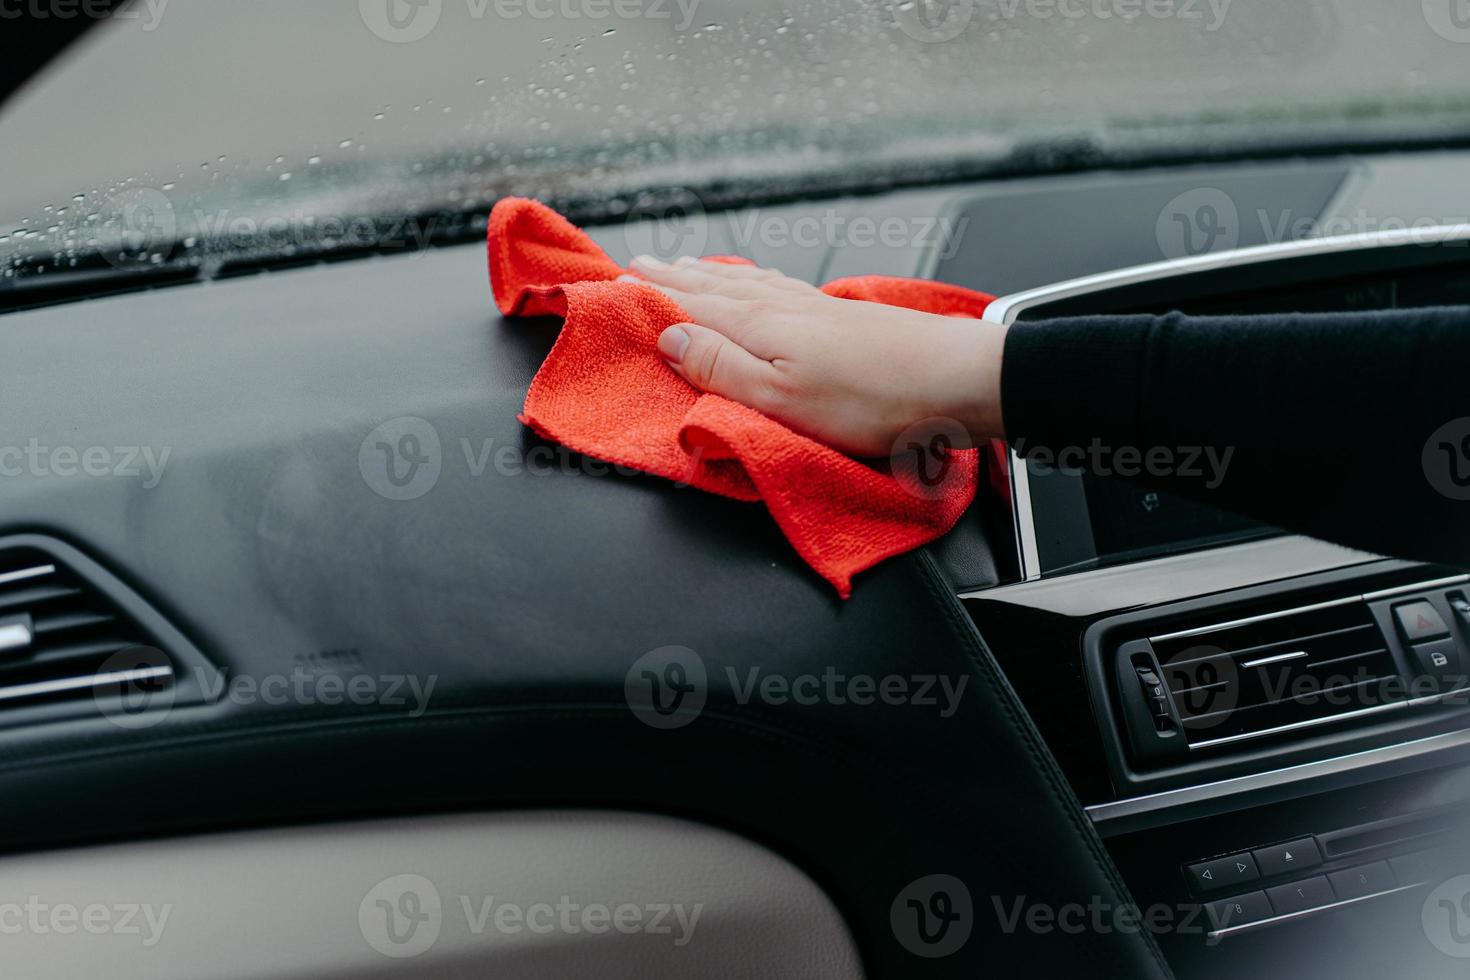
(931, 319), (1008, 446)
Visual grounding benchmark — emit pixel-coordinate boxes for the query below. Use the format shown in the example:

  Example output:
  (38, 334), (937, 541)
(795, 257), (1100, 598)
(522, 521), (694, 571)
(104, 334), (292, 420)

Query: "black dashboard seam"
(913, 548), (1176, 978)
(0, 701), (917, 790)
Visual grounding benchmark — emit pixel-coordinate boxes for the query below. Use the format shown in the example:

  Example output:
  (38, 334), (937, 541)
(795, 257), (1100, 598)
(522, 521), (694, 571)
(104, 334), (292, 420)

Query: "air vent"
(0, 536), (217, 726)
(1150, 598), (1399, 749)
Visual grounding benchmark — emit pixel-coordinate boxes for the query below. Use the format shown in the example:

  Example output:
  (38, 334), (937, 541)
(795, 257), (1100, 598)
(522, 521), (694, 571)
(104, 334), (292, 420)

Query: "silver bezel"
(981, 224), (1470, 580)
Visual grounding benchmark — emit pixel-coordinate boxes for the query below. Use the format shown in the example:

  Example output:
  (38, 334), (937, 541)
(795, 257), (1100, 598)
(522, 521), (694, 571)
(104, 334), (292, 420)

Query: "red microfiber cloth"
(488, 198), (995, 598)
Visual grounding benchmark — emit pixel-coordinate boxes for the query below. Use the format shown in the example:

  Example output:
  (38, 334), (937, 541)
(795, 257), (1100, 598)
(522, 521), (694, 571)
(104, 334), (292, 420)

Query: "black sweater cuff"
(1000, 315), (1158, 453)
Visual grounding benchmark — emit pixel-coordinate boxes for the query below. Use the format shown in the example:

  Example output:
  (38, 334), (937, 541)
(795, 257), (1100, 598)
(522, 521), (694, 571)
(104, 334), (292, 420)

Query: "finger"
(629, 255), (724, 293)
(658, 322), (780, 410)
(689, 259), (815, 292)
(621, 277), (767, 349)
(630, 255), (774, 299)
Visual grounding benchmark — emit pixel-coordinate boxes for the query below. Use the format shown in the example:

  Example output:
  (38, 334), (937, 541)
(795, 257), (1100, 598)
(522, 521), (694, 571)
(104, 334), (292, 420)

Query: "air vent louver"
(1151, 599), (1400, 748)
(0, 537), (217, 726)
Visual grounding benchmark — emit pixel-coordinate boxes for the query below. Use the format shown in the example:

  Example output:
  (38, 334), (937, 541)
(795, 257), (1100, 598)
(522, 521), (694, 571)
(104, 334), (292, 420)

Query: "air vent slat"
(31, 610), (116, 635)
(0, 663), (173, 707)
(27, 639), (144, 667)
(0, 564), (55, 588)
(1147, 595), (1400, 748)
(0, 584), (83, 613)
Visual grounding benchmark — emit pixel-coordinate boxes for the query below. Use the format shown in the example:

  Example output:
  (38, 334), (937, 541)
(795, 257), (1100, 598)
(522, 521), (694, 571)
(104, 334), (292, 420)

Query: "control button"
(1411, 639), (1464, 683)
(1328, 861), (1396, 900)
(1265, 875), (1336, 915)
(1136, 666), (1174, 732)
(1395, 600), (1450, 642)
(1252, 838), (1323, 878)
(1187, 853), (1261, 893)
(1450, 594), (1470, 624)
(1206, 890), (1274, 930)
(1390, 848), (1452, 886)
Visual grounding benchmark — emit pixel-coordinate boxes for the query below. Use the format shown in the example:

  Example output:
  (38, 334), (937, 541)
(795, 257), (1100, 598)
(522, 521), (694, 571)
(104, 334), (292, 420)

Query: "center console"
(956, 222), (1470, 978)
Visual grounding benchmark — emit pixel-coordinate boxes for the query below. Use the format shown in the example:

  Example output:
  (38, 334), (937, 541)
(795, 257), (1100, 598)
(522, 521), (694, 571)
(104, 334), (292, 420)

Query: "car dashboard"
(3, 146), (1470, 979)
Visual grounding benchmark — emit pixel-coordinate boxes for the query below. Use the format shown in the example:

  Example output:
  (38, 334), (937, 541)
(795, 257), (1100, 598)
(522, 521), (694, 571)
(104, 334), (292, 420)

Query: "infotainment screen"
(1002, 236), (1470, 576)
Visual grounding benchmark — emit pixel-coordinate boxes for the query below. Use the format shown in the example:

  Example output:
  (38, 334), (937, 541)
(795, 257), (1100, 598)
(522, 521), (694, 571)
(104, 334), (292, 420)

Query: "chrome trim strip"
(1149, 575), (1466, 645)
(1206, 882), (1426, 942)
(0, 665), (173, 704)
(1010, 453), (1040, 580)
(1150, 595), (1360, 643)
(1240, 651), (1308, 669)
(982, 226), (1470, 579)
(1187, 699), (1409, 750)
(0, 564), (55, 587)
(982, 223), (1470, 328)
(0, 623), (32, 654)
(1364, 575), (1470, 601)
(1086, 724), (1470, 829)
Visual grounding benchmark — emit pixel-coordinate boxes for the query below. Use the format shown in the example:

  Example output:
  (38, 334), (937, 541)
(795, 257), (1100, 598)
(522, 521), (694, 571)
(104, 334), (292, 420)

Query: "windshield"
(2, 0), (1468, 277)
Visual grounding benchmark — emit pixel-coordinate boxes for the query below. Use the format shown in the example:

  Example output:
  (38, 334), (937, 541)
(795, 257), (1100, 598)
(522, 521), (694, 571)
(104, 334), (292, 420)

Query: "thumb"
(658, 322), (777, 409)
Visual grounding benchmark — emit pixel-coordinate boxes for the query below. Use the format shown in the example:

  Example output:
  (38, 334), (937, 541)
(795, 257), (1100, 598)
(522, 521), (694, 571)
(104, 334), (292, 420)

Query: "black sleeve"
(1001, 306), (1470, 568)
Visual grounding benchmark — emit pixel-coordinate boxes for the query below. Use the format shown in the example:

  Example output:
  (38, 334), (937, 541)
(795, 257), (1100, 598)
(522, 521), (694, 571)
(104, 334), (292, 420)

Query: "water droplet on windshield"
(338, 139), (354, 149)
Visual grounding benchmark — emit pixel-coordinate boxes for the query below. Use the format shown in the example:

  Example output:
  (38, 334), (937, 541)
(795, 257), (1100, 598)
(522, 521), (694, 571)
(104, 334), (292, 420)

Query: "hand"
(625, 255), (1009, 458)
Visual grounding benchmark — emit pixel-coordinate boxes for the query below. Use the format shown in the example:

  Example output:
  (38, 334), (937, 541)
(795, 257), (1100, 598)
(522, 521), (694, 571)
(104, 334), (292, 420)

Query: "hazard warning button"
(1393, 600), (1450, 643)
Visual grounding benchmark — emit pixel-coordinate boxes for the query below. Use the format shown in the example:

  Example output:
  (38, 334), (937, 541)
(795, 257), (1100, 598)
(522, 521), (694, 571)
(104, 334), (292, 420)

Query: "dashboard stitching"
(914, 549), (1175, 979)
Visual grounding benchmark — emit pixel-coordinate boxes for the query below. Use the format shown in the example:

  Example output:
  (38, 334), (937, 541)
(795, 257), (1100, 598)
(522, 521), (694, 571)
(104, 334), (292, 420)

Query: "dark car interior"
(4, 3), (1470, 978)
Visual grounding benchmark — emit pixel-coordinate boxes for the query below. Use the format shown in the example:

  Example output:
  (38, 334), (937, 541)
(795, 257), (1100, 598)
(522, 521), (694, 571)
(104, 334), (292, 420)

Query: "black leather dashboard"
(0, 207), (1170, 976)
